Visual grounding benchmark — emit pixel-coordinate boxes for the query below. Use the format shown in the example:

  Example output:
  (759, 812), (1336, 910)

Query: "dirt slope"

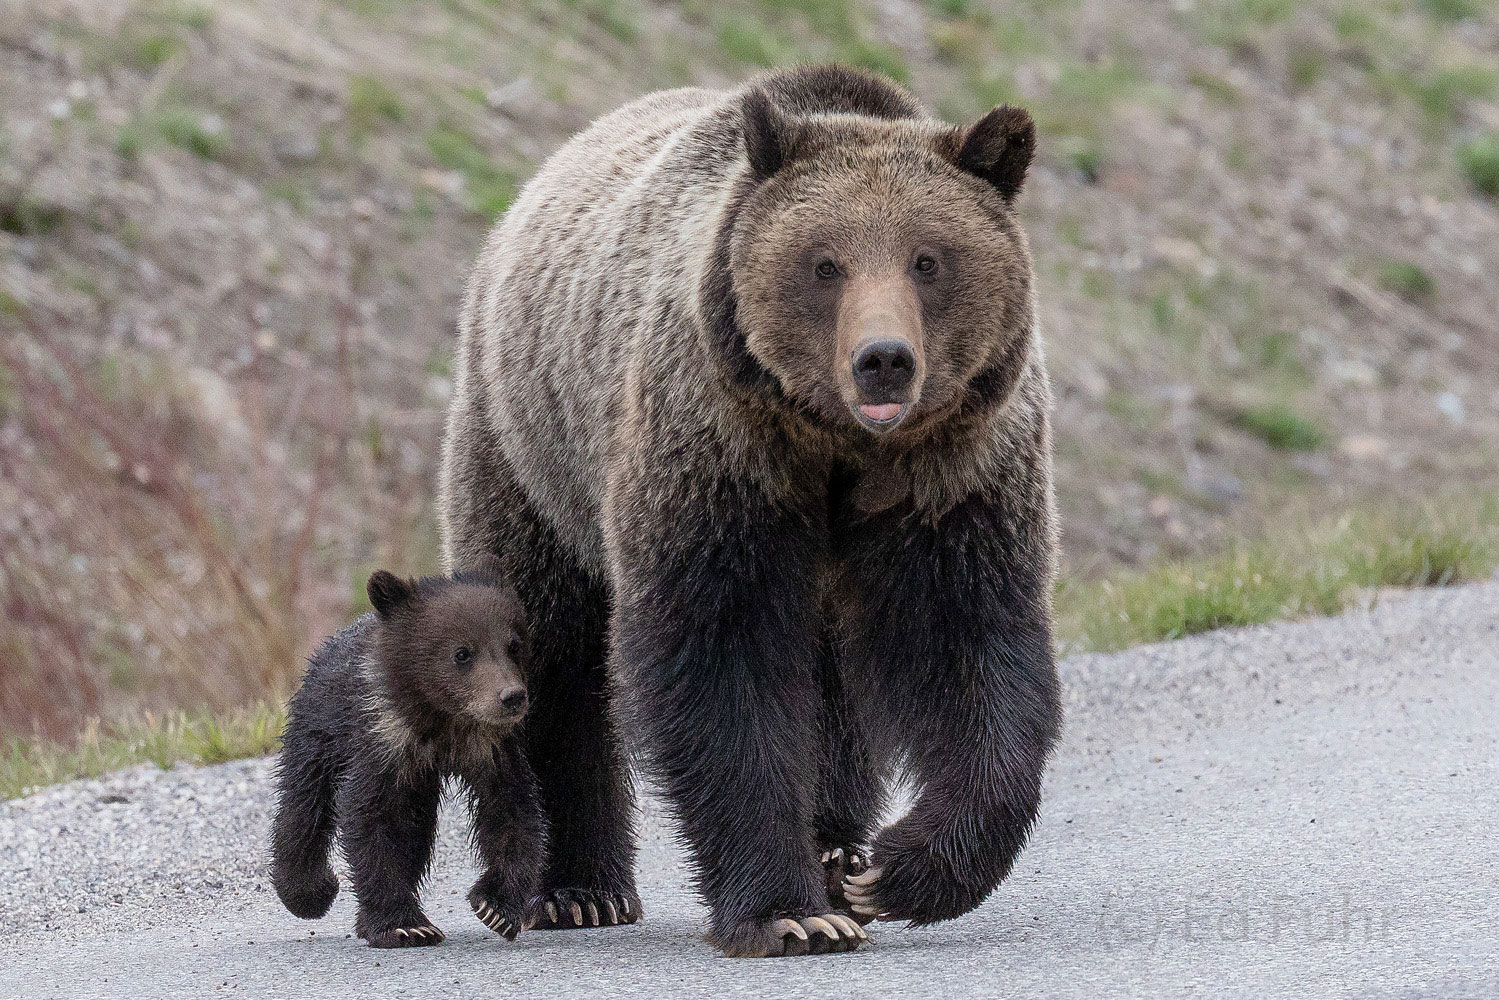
(2, 0), (1497, 734)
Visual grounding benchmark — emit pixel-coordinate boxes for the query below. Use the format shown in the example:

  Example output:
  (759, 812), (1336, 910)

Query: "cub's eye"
(453, 647), (473, 667)
(507, 637), (523, 661)
(913, 255), (939, 275)
(814, 259), (839, 280)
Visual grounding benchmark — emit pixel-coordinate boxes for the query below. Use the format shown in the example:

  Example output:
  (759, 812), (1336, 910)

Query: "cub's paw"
(714, 912), (869, 958)
(820, 845), (871, 909)
(526, 888), (641, 930)
(468, 889), (525, 941)
(364, 924), (445, 948)
(274, 866), (339, 920)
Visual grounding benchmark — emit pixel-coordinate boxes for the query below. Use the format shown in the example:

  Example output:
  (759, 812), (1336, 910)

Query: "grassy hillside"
(2, 0), (1497, 742)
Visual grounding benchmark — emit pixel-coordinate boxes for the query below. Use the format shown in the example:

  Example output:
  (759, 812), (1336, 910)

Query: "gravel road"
(4, 582), (1496, 999)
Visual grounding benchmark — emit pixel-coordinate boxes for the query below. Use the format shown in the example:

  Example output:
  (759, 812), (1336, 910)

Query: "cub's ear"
(367, 570), (416, 619)
(955, 105), (1036, 203)
(741, 89), (799, 179)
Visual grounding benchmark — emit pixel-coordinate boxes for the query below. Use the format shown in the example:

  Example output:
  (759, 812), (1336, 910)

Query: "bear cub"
(270, 559), (545, 948)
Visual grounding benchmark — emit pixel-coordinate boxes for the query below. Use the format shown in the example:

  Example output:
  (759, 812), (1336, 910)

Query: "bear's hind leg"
(813, 624), (885, 913)
(517, 529), (640, 929)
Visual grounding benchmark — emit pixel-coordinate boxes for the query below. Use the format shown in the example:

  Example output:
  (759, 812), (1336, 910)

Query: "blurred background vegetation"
(2, 0), (1497, 786)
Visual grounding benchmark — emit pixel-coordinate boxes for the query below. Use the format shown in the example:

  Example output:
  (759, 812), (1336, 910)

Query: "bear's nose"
(851, 338), (916, 402)
(498, 686), (528, 715)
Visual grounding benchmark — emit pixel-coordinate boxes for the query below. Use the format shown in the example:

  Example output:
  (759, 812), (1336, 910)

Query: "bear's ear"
(367, 570), (416, 619)
(741, 89), (798, 179)
(955, 105), (1036, 203)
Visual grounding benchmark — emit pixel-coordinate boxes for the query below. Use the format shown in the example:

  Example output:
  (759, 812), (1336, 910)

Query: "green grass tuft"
(156, 107), (228, 160)
(130, 33), (182, 70)
(0, 196), (67, 236)
(426, 126), (517, 220)
(348, 74), (406, 140)
(1227, 402), (1327, 451)
(839, 40), (911, 84)
(1, 703), (286, 800)
(1188, 69), (1242, 104)
(1457, 132), (1499, 197)
(1377, 259), (1436, 300)
(115, 122), (147, 161)
(564, 0), (640, 42)
(1058, 502), (1499, 653)
(1420, 0), (1482, 21)
(716, 21), (790, 66)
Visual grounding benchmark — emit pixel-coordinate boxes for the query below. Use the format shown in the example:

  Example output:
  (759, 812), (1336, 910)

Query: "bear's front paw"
(713, 912), (868, 958)
(843, 825), (992, 925)
(363, 924), (445, 948)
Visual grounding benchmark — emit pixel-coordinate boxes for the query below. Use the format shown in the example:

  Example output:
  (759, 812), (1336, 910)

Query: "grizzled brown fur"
(440, 64), (1061, 957)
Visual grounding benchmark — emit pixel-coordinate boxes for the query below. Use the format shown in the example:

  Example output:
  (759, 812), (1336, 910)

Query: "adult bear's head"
(703, 68), (1037, 438)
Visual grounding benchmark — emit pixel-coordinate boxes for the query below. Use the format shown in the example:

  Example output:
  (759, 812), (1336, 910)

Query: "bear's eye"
(814, 259), (839, 280)
(453, 647), (473, 668)
(913, 255), (939, 275)
(507, 637), (523, 661)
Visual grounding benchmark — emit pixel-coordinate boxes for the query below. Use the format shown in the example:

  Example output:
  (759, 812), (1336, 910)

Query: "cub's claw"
(366, 923), (444, 948)
(823, 846), (874, 910)
(471, 897), (521, 941)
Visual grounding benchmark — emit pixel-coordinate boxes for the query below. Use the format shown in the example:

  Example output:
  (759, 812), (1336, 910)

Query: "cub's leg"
(462, 741), (548, 939)
(339, 758), (445, 947)
(269, 712), (342, 919)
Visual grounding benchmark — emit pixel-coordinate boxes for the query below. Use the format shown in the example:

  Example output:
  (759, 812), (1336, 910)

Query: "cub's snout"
(498, 684), (528, 717)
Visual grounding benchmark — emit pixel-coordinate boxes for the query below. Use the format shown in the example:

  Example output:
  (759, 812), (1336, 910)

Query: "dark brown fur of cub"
(269, 560), (546, 948)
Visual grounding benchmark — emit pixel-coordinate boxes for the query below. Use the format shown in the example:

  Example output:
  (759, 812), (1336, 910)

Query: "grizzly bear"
(439, 64), (1061, 957)
(269, 562), (549, 947)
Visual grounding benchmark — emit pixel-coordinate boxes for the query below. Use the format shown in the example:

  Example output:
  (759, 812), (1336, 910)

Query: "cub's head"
(711, 78), (1037, 436)
(365, 557), (530, 733)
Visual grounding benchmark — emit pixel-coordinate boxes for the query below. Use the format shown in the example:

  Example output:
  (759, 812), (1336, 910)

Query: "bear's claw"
(526, 888), (641, 930)
(819, 846), (870, 876)
(821, 844), (873, 915)
(723, 912), (869, 957)
(841, 866), (890, 923)
(366, 923), (445, 948)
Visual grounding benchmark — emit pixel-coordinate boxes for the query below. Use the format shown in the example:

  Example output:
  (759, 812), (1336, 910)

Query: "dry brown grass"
(3, 0), (1498, 755)
(0, 316), (309, 737)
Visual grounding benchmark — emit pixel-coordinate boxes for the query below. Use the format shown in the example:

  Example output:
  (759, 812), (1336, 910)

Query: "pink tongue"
(860, 403), (902, 422)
